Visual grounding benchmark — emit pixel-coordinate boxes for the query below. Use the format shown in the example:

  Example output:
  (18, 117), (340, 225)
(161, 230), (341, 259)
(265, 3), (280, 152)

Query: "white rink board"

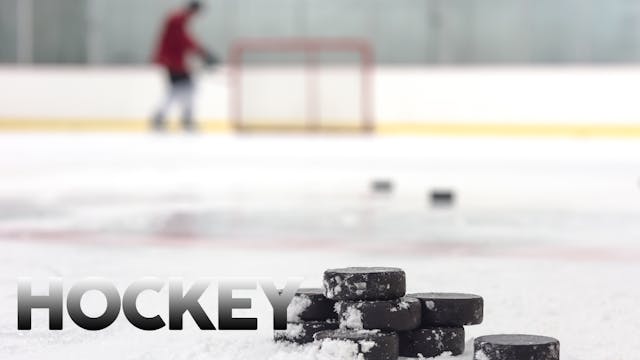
(2, 66), (640, 124)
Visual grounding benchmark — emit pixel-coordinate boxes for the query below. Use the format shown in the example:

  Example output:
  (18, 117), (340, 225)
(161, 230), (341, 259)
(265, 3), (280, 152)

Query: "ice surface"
(1, 240), (639, 359)
(1, 134), (639, 247)
(0, 134), (639, 359)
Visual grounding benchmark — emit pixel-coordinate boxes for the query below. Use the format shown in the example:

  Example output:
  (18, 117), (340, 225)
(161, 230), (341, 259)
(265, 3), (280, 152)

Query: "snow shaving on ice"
(277, 323), (305, 340)
(390, 298), (411, 312)
(287, 294), (312, 322)
(338, 303), (364, 329)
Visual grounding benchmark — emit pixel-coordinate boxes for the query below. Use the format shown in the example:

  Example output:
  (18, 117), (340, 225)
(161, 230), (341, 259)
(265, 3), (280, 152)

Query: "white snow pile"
(340, 305), (364, 329)
(415, 351), (454, 359)
(315, 339), (364, 360)
(474, 349), (490, 360)
(357, 340), (376, 353)
(205, 337), (369, 360)
(275, 323), (305, 340)
(391, 298), (411, 312)
(324, 276), (343, 299)
(287, 294), (312, 322)
(354, 282), (367, 296)
(325, 274), (367, 299)
(433, 329), (445, 350)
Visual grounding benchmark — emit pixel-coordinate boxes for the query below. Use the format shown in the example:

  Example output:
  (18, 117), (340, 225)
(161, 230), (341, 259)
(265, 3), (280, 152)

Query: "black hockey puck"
(474, 334), (560, 360)
(371, 179), (394, 194)
(399, 326), (465, 358)
(274, 320), (339, 344)
(287, 288), (337, 321)
(336, 296), (421, 331)
(323, 267), (406, 301)
(409, 292), (483, 326)
(315, 329), (399, 360)
(430, 189), (455, 207)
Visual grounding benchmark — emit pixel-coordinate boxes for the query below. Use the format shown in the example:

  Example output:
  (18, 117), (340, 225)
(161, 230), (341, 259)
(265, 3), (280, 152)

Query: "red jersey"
(153, 10), (204, 73)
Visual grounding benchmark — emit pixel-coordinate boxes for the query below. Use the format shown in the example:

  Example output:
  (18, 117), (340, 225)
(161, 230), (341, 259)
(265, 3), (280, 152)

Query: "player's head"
(186, 1), (202, 14)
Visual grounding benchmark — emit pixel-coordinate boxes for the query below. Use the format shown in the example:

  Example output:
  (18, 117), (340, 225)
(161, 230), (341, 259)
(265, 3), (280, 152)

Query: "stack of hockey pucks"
(276, 267), (559, 360)
(315, 267), (413, 359)
(314, 267), (484, 359)
(402, 292), (483, 358)
(275, 288), (339, 344)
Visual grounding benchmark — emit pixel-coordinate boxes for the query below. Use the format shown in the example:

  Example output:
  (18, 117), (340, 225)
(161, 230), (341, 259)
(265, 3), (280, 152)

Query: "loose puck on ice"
(474, 334), (559, 360)
(336, 296), (421, 331)
(409, 292), (483, 326)
(399, 326), (465, 358)
(287, 288), (337, 321)
(323, 267), (406, 301)
(274, 320), (339, 344)
(315, 329), (399, 360)
(371, 179), (394, 194)
(430, 190), (455, 206)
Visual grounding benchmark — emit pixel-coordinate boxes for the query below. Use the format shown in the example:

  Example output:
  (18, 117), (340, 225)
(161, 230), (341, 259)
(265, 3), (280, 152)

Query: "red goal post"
(229, 38), (375, 133)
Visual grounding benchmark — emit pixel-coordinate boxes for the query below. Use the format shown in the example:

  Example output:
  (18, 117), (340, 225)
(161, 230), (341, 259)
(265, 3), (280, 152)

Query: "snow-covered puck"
(399, 326), (465, 358)
(336, 296), (421, 331)
(409, 292), (483, 326)
(323, 267), (406, 301)
(474, 334), (560, 360)
(315, 329), (400, 360)
(274, 320), (339, 344)
(287, 288), (337, 321)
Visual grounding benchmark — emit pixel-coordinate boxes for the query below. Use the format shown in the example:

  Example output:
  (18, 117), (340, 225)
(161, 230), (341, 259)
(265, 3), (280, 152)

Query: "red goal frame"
(229, 38), (374, 133)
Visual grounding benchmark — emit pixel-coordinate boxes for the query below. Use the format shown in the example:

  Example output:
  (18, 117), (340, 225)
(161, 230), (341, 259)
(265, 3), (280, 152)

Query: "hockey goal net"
(229, 38), (374, 133)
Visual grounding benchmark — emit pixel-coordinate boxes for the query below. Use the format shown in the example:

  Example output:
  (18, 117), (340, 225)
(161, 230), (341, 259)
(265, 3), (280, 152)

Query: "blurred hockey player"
(152, 1), (217, 132)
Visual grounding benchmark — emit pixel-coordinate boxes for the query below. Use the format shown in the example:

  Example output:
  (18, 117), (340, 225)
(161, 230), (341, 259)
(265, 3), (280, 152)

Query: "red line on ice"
(0, 229), (639, 263)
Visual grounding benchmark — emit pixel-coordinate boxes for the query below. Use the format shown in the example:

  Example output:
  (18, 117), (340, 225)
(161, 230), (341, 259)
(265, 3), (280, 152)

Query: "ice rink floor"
(1, 133), (639, 359)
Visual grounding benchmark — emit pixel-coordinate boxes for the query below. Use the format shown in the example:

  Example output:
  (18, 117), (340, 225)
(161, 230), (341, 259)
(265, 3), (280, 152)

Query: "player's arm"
(185, 32), (218, 66)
